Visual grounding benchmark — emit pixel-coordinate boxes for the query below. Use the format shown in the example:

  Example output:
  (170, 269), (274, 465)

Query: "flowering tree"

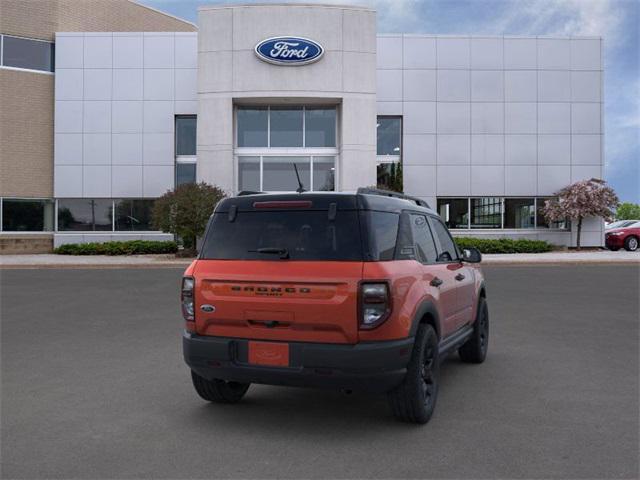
(543, 178), (619, 250)
(152, 182), (226, 252)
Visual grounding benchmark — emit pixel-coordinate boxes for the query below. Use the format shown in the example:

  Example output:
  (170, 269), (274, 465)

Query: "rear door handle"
(430, 277), (443, 287)
(455, 273), (466, 281)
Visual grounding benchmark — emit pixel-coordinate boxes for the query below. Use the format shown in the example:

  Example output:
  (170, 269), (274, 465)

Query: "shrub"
(454, 237), (553, 254)
(152, 182), (226, 251)
(54, 240), (178, 256)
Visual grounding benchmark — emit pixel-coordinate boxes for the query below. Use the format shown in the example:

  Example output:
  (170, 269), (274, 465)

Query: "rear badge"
(200, 304), (216, 313)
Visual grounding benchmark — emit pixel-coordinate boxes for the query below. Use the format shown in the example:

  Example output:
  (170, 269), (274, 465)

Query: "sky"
(141, 0), (639, 203)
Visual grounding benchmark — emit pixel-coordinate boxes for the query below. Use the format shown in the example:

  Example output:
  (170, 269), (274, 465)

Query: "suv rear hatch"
(193, 195), (364, 344)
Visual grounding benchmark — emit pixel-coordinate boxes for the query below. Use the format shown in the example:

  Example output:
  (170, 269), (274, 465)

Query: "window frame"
(436, 197), (570, 231)
(175, 115), (197, 186)
(235, 105), (338, 149)
(235, 105), (339, 193)
(376, 116), (403, 191)
(237, 154), (336, 193)
(0, 197), (55, 232)
(0, 34), (55, 75)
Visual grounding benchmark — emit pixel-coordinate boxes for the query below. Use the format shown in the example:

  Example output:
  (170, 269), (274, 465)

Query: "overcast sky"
(141, 0), (639, 203)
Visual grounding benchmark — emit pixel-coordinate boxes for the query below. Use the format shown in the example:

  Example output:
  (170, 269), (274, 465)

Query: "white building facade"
(51, 3), (604, 247)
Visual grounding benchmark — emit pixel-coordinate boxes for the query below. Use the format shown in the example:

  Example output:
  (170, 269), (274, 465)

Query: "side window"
(395, 212), (437, 263)
(366, 211), (399, 261)
(429, 217), (459, 262)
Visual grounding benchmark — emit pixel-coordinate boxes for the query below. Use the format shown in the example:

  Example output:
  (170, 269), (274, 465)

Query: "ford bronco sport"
(182, 188), (488, 424)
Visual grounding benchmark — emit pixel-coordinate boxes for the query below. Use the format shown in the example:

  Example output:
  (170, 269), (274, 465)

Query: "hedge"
(454, 237), (553, 254)
(54, 240), (178, 256)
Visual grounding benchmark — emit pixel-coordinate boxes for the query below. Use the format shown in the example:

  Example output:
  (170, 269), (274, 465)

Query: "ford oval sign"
(255, 37), (324, 66)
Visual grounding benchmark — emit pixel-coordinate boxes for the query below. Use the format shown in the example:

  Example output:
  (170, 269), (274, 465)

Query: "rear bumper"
(183, 331), (414, 393)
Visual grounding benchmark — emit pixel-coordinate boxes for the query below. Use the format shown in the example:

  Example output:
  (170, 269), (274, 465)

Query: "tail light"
(359, 282), (391, 329)
(181, 276), (195, 321)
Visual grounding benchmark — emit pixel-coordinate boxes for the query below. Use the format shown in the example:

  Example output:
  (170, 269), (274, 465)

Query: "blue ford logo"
(255, 37), (324, 66)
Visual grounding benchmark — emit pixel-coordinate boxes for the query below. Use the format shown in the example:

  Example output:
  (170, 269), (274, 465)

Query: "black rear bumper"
(183, 332), (414, 393)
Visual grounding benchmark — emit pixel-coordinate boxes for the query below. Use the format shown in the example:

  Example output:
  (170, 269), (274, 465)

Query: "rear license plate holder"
(248, 341), (290, 367)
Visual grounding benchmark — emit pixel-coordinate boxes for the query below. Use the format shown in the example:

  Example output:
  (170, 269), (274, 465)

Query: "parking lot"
(1, 265), (638, 479)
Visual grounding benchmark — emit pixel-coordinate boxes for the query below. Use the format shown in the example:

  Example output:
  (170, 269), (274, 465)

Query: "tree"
(616, 202), (640, 220)
(542, 178), (619, 250)
(152, 182), (226, 252)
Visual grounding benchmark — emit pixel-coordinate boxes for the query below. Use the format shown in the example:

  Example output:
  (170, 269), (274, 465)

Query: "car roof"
(215, 191), (437, 215)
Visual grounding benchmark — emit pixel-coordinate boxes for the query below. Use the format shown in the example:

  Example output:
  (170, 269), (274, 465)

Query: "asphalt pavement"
(1, 266), (638, 479)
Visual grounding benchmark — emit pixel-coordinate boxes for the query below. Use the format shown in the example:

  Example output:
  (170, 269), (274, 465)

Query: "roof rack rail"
(237, 190), (265, 196)
(356, 187), (430, 209)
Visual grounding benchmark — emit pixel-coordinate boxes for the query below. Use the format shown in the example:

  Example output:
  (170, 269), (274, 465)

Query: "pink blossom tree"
(543, 178), (619, 250)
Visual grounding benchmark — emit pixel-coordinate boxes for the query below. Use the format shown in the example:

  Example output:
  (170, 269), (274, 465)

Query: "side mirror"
(461, 247), (482, 263)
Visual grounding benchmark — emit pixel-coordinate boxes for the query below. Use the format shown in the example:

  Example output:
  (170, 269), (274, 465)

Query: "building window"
(237, 106), (337, 148)
(175, 116), (196, 186)
(437, 198), (469, 229)
(1, 198), (54, 231)
(114, 199), (155, 231)
(235, 106), (337, 192)
(376, 117), (402, 192)
(1, 35), (54, 73)
(504, 198), (535, 229)
(435, 197), (569, 230)
(57, 199), (112, 231)
(471, 197), (502, 229)
(238, 156), (335, 192)
(536, 198), (569, 229)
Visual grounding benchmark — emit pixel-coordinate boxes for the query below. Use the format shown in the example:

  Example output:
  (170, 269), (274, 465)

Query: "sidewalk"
(1, 251), (639, 268)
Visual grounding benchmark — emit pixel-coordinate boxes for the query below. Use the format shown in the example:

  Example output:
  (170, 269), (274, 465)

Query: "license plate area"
(248, 341), (290, 367)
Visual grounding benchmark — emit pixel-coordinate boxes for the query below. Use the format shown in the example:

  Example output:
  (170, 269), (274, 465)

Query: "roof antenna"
(293, 163), (306, 193)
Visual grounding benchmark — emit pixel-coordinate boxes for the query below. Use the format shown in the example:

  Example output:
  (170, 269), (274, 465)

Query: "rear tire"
(387, 324), (439, 424)
(191, 371), (250, 404)
(459, 297), (489, 364)
(624, 236), (638, 252)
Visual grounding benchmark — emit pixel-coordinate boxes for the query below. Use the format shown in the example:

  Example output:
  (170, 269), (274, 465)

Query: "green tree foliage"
(152, 182), (226, 251)
(615, 202), (640, 220)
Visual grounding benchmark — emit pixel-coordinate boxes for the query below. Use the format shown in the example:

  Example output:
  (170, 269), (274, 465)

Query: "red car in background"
(605, 221), (640, 251)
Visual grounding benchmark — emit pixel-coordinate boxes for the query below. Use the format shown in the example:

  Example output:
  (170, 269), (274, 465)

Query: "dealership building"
(0, 1), (604, 252)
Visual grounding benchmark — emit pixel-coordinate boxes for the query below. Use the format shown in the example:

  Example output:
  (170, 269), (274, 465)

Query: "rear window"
(201, 210), (362, 261)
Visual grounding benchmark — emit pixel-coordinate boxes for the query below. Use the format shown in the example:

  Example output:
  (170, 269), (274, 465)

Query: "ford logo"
(255, 36), (324, 66)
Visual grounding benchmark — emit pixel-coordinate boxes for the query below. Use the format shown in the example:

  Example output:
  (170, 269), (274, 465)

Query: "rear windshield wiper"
(248, 247), (290, 259)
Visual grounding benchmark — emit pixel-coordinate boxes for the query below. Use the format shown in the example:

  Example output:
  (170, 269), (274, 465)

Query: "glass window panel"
(2, 199), (53, 231)
(312, 157), (335, 191)
(238, 156), (260, 192)
(429, 217), (459, 262)
(2, 36), (54, 72)
(409, 214), (438, 263)
(471, 197), (502, 229)
(504, 198), (535, 229)
(377, 160), (403, 193)
(270, 107), (303, 147)
(176, 163), (196, 187)
(536, 197), (569, 229)
(364, 211), (399, 261)
(262, 156), (310, 191)
(377, 117), (401, 156)
(175, 116), (196, 155)
(237, 107), (268, 147)
(202, 210), (362, 261)
(437, 198), (469, 229)
(114, 199), (155, 231)
(57, 199), (112, 231)
(305, 107), (336, 147)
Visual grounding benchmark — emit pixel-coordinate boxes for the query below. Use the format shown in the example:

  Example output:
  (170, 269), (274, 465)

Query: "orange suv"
(182, 189), (488, 423)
